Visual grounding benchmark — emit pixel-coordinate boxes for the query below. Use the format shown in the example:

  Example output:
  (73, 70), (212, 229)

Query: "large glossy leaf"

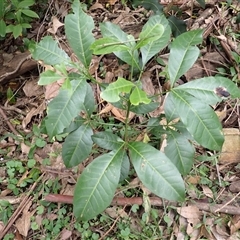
(38, 70), (63, 85)
(168, 29), (203, 86)
(63, 124), (93, 168)
(65, 0), (94, 67)
(165, 130), (195, 175)
(73, 148), (125, 221)
(140, 14), (171, 67)
(100, 22), (140, 69)
(128, 142), (185, 201)
(101, 77), (134, 102)
(175, 76), (240, 105)
(164, 90), (224, 150)
(32, 36), (71, 65)
(45, 79), (91, 138)
(92, 132), (124, 150)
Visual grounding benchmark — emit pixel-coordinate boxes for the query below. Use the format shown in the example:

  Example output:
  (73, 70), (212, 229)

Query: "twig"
(0, 106), (19, 136)
(44, 194), (240, 215)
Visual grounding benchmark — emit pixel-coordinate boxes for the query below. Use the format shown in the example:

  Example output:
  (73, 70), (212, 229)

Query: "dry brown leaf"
(47, 16), (64, 34)
(230, 215), (240, 235)
(15, 200), (35, 237)
(219, 128), (240, 164)
(177, 206), (202, 221)
(20, 142), (30, 155)
(141, 71), (155, 96)
(22, 103), (46, 129)
(105, 206), (128, 219)
(60, 229), (72, 240)
(201, 185), (213, 199)
(23, 79), (44, 97)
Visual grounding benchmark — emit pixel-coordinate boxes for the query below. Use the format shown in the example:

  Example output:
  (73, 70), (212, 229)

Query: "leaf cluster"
(31, 0), (240, 221)
(0, 0), (39, 38)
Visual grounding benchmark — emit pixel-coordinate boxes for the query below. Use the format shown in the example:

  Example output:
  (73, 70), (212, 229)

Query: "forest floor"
(0, 0), (240, 239)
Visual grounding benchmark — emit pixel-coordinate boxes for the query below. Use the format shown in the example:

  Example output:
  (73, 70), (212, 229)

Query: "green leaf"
(175, 76), (240, 105)
(31, 36), (71, 66)
(17, 0), (35, 8)
(132, 0), (164, 14)
(73, 148), (125, 221)
(0, 20), (6, 37)
(13, 25), (22, 38)
(38, 70), (63, 85)
(130, 87), (151, 105)
(65, 0), (94, 67)
(91, 37), (130, 55)
(21, 23), (31, 28)
(100, 22), (140, 69)
(92, 132), (124, 150)
(168, 29), (203, 86)
(165, 130), (195, 175)
(164, 90), (224, 150)
(120, 155), (130, 182)
(196, 0), (205, 8)
(140, 14), (171, 67)
(128, 142), (185, 201)
(63, 124), (93, 168)
(168, 16), (187, 37)
(136, 23), (164, 49)
(101, 77), (134, 102)
(45, 79), (91, 138)
(130, 102), (158, 114)
(21, 9), (39, 18)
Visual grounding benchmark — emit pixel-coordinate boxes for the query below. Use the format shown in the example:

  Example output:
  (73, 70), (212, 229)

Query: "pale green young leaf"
(100, 77), (134, 102)
(165, 130), (195, 175)
(100, 22), (140, 69)
(65, 0), (94, 67)
(175, 76), (240, 105)
(128, 142), (185, 201)
(31, 36), (71, 65)
(38, 70), (63, 85)
(168, 29), (203, 86)
(164, 90), (224, 150)
(91, 37), (130, 55)
(73, 148), (125, 221)
(140, 14), (171, 67)
(136, 23), (164, 49)
(63, 124), (93, 168)
(92, 132), (124, 150)
(130, 87), (151, 105)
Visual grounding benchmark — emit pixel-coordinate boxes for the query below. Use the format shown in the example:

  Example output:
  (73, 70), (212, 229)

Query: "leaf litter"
(0, 0), (240, 239)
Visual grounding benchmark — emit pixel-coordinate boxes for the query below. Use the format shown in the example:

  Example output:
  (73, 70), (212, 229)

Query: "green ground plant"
(0, 0), (39, 38)
(31, 0), (240, 221)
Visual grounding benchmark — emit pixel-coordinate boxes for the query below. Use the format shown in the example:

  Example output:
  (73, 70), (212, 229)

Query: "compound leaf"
(32, 36), (70, 65)
(164, 90), (224, 150)
(128, 142), (185, 201)
(63, 124), (93, 168)
(92, 132), (124, 150)
(140, 14), (171, 67)
(73, 148), (125, 221)
(65, 0), (94, 67)
(168, 29), (203, 86)
(175, 76), (240, 105)
(101, 77), (134, 102)
(45, 79), (91, 138)
(165, 130), (195, 175)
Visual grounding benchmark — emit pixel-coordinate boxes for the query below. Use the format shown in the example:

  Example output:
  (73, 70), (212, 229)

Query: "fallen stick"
(44, 194), (240, 215)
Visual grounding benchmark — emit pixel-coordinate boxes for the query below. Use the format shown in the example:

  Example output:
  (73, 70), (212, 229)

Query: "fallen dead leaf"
(23, 79), (44, 97)
(15, 200), (35, 237)
(47, 16), (64, 34)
